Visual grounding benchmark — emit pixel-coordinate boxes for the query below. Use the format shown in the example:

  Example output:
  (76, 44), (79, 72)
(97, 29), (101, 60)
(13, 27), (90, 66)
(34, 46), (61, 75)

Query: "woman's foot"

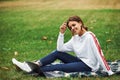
(12, 58), (32, 72)
(25, 61), (45, 77)
(12, 58), (45, 77)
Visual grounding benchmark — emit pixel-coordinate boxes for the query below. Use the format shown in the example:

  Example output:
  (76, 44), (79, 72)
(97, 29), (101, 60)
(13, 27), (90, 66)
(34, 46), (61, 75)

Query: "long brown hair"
(66, 16), (88, 31)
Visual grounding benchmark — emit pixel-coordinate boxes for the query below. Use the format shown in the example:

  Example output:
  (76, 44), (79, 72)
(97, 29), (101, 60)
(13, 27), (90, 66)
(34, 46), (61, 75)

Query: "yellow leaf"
(14, 51), (18, 56)
(106, 39), (112, 42)
(1, 66), (9, 70)
(49, 41), (52, 44)
(42, 36), (47, 40)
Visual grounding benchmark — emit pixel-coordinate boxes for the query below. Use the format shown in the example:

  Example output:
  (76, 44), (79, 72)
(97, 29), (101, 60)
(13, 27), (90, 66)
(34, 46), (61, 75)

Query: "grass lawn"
(0, 0), (120, 80)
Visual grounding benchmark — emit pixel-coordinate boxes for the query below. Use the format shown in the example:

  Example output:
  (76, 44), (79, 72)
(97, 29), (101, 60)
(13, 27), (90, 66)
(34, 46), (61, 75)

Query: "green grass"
(0, 8), (120, 80)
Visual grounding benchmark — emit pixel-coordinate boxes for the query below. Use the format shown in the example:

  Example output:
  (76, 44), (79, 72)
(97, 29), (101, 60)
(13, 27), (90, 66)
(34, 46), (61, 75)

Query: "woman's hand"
(60, 23), (67, 34)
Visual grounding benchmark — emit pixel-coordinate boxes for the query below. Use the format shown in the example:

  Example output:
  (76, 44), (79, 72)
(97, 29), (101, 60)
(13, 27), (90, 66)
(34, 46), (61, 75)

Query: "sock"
(35, 60), (42, 66)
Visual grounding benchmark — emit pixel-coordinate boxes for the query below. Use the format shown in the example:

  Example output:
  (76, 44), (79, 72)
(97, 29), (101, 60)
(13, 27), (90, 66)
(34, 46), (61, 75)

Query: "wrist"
(107, 70), (114, 76)
(59, 32), (64, 34)
(59, 32), (64, 37)
(60, 30), (65, 34)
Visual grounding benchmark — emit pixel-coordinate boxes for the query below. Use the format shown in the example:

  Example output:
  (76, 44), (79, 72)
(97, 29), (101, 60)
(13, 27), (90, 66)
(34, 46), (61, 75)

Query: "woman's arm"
(57, 23), (73, 52)
(57, 32), (73, 52)
(90, 32), (114, 75)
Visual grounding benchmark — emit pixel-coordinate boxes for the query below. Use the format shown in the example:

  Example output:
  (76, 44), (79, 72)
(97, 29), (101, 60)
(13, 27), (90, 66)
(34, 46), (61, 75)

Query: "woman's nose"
(71, 27), (75, 30)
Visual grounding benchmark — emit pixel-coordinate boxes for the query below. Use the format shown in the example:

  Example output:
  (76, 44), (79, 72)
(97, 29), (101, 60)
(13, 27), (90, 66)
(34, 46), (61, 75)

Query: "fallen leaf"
(90, 19), (96, 23)
(0, 66), (10, 71)
(90, 27), (94, 29)
(14, 51), (18, 56)
(49, 40), (52, 44)
(106, 39), (112, 42)
(42, 36), (47, 40)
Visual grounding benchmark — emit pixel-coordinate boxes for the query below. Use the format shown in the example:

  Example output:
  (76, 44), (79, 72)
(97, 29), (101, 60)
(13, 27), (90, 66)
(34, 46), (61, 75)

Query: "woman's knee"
(51, 50), (63, 53)
(50, 50), (64, 56)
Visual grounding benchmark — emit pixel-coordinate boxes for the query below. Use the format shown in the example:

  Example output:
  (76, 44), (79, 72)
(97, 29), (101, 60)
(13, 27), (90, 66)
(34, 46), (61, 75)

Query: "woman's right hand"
(60, 23), (67, 34)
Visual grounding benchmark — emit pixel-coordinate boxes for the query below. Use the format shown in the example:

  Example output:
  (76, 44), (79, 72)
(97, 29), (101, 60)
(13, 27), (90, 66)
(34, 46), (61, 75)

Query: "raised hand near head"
(60, 23), (67, 34)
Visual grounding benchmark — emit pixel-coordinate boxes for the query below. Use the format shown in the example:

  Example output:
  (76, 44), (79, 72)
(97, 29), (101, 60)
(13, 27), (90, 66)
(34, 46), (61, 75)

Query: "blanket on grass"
(14, 60), (120, 78)
(43, 60), (120, 78)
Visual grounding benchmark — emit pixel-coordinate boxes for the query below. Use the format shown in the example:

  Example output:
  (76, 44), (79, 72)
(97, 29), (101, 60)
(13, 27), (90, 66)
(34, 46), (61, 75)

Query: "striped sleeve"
(89, 32), (111, 71)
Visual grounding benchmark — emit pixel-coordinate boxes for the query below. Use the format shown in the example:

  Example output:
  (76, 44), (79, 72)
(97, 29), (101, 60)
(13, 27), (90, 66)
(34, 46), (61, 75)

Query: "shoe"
(108, 70), (114, 76)
(12, 58), (32, 72)
(25, 61), (46, 77)
(25, 61), (39, 71)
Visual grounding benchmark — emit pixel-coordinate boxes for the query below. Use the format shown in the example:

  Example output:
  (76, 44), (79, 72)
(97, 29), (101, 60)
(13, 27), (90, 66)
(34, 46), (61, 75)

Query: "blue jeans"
(39, 50), (91, 73)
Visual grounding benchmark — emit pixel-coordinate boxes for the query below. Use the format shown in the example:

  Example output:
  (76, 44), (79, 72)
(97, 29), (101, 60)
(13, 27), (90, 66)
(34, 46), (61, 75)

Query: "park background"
(0, 0), (120, 80)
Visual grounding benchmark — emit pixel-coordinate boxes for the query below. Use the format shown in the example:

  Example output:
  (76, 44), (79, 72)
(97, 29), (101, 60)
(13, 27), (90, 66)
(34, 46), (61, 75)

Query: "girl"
(12, 15), (114, 76)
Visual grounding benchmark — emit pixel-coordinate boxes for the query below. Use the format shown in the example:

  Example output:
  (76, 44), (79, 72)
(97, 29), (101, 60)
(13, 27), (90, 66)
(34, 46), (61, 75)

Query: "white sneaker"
(12, 58), (32, 72)
(108, 70), (114, 76)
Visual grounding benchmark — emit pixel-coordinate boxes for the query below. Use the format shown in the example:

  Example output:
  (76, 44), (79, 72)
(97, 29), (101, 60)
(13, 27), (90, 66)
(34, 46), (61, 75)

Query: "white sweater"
(57, 31), (113, 75)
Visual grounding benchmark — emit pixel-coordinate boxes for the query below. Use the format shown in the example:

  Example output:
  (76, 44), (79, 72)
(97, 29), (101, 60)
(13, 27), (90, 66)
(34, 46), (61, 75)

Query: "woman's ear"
(79, 22), (82, 28)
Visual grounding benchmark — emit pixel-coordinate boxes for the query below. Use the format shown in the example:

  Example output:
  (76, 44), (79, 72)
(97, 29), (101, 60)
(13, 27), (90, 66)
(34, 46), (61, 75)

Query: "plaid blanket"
(43, 60), (120, 78)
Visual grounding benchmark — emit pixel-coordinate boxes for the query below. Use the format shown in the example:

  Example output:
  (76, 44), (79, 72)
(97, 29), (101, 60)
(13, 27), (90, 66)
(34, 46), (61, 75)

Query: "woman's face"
(68, 21), (82, 35)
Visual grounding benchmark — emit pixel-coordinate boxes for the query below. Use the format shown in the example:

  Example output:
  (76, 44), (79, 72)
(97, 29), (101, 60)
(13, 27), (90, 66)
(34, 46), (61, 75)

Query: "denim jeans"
(39, 50), (91, 73)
